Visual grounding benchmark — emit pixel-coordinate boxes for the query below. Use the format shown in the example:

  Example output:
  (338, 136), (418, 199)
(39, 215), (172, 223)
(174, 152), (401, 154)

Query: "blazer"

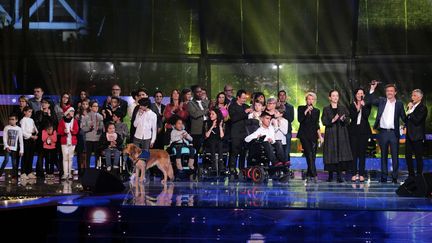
(348, 102), (372, 136)
(151, 103), (166, 130)
(229, 102), (250, 138)
(406, 102), (428, 141)
(282, 102), (295, 133)
(366, 92), (406, 138)
(187, 99), (210, 135)
(297, 105), (320, 141)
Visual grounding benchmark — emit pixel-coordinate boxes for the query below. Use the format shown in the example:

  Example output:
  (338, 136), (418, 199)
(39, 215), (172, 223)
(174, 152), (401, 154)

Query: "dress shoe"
(392, 178), (398, 184)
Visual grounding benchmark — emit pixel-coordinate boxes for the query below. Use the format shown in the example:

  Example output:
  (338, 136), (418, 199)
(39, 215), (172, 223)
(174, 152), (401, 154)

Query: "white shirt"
(3, 125), (24, 152)
(197, 100), (207, 121)
(407, 102), (419, 115)
(133, 109), (157, 144)
(20, 117), (38, 139)
(65, 119), (74, 145)
(127, 102), (138, 118)
(245, 125), (276, 144)
(274, 118), (288, 145)
(356, 108), (362, 125)
(380, 99), (396, 129)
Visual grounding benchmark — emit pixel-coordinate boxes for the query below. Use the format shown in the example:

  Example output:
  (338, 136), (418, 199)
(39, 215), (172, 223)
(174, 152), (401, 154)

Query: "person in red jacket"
(57, 107), (79, 180)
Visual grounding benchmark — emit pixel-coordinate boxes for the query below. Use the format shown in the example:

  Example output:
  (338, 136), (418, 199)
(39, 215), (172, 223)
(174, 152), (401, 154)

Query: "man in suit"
(405, 89), (428, 178)
(278, 90), (295, 163)
(228, 90), (252, 178)
(188, 85), (210, 161)
(151, 91), (166, 149)
(367, 81), (406, 183)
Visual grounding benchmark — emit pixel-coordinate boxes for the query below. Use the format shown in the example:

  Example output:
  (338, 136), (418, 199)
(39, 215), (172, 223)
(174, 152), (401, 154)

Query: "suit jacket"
(282, 102), (295, 133)
(406, 102), (428, 141)
(187, 99), (209, 135)
(366, 92), (406, 138)
(348, 102), (372, 136)
(297, 105), (320, 141)
(150, 103), (166, 130)
(229, 102), (250, 138)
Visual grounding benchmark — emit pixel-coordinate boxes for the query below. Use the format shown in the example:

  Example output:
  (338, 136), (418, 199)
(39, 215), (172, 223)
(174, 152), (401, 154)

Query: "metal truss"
(0, 0), (88, 30)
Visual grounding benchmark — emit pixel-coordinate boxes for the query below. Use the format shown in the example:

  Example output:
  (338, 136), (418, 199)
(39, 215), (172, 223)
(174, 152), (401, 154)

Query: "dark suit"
(297, 105), (320, 177)
(348, 102), (372, 176)
(367, 92), (406, 180)
(282, 102), (295, 161)
(151, 103), (166, 149)
(405, 102), (428, 177)
(228, 101), (250, 172)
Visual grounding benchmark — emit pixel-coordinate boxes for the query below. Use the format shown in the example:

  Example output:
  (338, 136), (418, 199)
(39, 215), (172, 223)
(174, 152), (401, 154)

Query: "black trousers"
(405, 138), (424, 177)
(207, 138), (224, 169)
(154, 130), (165, 149)
(229, 137), (246, 171)
(191, 134), (204, 164)
(300, 137), (318, 177)
(85, 141), (99, 168)
(35, 138), (45, 177)
(350, 134), (369, 176)
(43, 148), (57, 175)
(22, 139), (35, 175)
(378, 130), (399, 179)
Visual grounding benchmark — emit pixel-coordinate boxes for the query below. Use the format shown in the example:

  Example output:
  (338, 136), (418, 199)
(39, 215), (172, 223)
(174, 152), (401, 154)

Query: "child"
(273, 105), (289, 166)
(0, 114), (24, 180)
(204, 108), (225, 172)
(99, 122), (123, 172)
(20, 106), (38, 180)
(57, 107), (79, 180)
(112, 110), (129, 142)
(42, 124), (57, 179)
(81, 100), (104, 169)
(169, 116), (195, 170)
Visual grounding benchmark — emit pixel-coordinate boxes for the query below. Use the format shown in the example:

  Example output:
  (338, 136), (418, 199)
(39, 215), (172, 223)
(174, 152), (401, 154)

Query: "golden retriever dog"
(123, 143), (174, 184)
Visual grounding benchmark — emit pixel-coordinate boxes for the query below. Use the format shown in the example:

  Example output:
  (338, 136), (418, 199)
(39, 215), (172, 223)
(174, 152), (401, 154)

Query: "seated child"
(41, 124), (57, 179)
(244, 111), (285, 166)
(0, 114), (24, 180)
(169, 116), (195, 170)
(99, 122), (123, 171)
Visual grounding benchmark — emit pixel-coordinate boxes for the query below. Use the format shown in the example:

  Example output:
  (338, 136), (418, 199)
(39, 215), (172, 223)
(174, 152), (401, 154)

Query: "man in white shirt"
(367, 81), (406, 183)
(133, 97), (157, 150)
(245, 111), (283, 165)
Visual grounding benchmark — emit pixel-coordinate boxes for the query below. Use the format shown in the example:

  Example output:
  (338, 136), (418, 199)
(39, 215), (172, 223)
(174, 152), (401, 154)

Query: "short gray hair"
(413, 89), (424, 97)
(305, 92), (317, 101)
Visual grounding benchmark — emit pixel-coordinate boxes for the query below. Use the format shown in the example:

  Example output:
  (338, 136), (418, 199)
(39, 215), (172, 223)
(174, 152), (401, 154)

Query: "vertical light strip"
(188, 9), (193, 54)
(240, 0), (244, 54)
(404, 0), (408, 54)
(365, 0), (369, 54)
(278, 0), (281, 55)
(151, 0), (155, 54)
(315, 0), (320, 55)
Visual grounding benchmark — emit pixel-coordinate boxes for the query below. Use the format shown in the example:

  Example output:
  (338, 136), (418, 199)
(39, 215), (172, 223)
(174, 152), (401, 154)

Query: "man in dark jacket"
(188, 85), (209, 161)
(405, 89), (428, 178)
(228, 90), (252, 177)
(367, 81), (406, 183)
(278, 90), (294, 162)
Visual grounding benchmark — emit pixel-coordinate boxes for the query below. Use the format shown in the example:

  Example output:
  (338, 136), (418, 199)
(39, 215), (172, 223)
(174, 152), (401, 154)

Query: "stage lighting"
(90, 208), (109, 224)
(57, 205), (79, 214)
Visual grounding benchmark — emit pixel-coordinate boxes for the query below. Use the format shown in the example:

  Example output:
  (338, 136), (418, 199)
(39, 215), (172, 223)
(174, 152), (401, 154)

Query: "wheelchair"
(242, 136), (291, 183)
(167, 144), (198, 181)
(199, 140), (230, 178)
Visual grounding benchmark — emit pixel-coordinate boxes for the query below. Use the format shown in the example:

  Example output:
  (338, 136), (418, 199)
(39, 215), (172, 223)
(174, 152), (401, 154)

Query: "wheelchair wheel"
(251, 166), (266, 183)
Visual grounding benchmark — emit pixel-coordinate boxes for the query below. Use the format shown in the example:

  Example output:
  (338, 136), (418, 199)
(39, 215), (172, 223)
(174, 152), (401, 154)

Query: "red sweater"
(57, 118), (79, 145)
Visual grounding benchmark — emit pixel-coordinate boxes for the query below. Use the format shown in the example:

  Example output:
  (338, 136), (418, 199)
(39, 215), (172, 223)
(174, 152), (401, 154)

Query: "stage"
(1, 172), (432, 242)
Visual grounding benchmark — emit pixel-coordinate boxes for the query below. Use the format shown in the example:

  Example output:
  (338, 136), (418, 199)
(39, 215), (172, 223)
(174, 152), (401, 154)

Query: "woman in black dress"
(322, 90), (353, 183)
(297, 92), (323, 183)
(348, 88), (372, 182)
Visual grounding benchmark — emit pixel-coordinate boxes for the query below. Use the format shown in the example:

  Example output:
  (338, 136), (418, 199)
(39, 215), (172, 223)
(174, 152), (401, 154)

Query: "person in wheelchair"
(204, 108), (225, 172)
(169, 116), (195, 171)
(98, 122), (123, 172)
(244, 111), (285, 167)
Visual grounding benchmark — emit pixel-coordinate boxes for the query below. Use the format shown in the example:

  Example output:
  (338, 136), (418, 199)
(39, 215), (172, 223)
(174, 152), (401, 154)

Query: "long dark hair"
(170, 89), (180, 105)
(353, 87), (365, 103)
(216, 92), (226, 105)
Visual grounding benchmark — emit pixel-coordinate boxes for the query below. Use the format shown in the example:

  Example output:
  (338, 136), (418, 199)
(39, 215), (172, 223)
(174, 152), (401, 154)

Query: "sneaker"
(27, 173), (37, 179)
(107, 166), (112, 172)
(20, 173), (28, 180)
(61, 174), (68, 180)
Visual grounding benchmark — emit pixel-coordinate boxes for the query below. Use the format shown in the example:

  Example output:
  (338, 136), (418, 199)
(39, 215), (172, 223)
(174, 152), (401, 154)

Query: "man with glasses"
(224, 84), (235, 105)
(103, 84), (128, 117)
(151, 91), (166, 149)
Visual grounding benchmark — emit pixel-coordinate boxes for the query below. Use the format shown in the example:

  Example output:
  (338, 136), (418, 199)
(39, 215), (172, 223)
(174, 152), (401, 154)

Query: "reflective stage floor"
(1, 173), (432, 242)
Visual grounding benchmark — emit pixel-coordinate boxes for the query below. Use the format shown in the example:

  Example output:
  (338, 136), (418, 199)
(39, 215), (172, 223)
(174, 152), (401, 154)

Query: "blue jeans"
(285, 133), (292, 161)
(104, 148), (121, 167)
(0, 151), (19, 178)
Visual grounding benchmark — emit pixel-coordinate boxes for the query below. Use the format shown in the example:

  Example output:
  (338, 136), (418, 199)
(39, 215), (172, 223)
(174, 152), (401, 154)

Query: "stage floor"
(1, 173), (432, 242)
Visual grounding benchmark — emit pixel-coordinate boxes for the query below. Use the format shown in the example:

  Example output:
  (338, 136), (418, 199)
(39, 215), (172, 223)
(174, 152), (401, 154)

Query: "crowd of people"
(0, 81), (428, 184)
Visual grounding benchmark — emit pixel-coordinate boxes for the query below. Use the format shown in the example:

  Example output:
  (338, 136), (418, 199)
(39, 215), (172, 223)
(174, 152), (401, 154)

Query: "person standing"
(188, 85), (210, 162)
(151, 91), (166, 149)
(133, 97), (157, 150)
(28, 86), (44, 113)
(0, 114), (24, 180)
(81, 101), (104, 169)
(20, 107), (38, 180)
(103, 84), (129, 116)
(322, 90), (353, 183)
(367, 81), (406, 183)
(228, 90), (252, 178)
(348, 88), (372, 182)
(297, 92), (322, 182)
(57, 107), (79, 180)
(405, 89), (428, 178)
(278, 90), (295, 164)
